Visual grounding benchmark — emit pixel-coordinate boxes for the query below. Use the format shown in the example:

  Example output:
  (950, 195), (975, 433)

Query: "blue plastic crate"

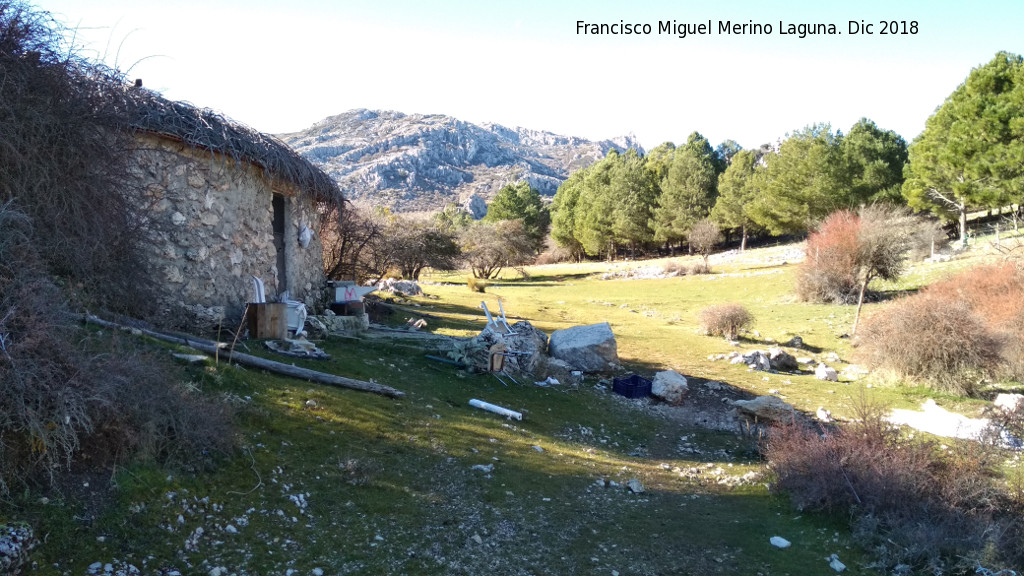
(613, 374), (652, 398)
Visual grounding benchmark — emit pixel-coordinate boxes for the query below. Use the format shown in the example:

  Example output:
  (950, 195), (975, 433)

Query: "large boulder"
(768, 348), (799, 371)
(548, 322), (618, 372)
(651, 370), (689, 405)
(733, 396), (796, 424)
(463, 194), (488, 220)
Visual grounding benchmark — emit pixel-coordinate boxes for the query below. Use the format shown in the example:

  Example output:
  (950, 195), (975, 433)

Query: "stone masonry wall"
(132, 133), (327, 330)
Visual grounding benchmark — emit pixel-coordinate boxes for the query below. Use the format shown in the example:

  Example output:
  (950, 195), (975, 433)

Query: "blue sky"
(41, 0), (1024, 150)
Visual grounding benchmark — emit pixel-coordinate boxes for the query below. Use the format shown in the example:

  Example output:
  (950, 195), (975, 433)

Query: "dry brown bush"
(856, 295), (1002, 395)
(857, 262), (1024, 392)
(534, 239), (575, 265)
(764, 397), (1020, 572)
(697, 303), (753, 340)
(0, 1), (159, 316)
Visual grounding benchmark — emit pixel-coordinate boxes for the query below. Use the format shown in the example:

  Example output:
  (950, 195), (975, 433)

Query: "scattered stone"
(733, 396), (796, 423)
(312, 569), (325, 576)
(626, 479), (645, 493)
(303, 316), (329, 339)
(704, 380), (724, 391)
(471, 533), (483, 545)
(783, 335), (804, 349)
(224, 524), (238, 534)
(796, 356), (815, 365)
(651, 370), (689, 405)
(768, 348), (799, 371)
(305, 400), (317, 409)
(815, 363), (839, 382)
(531, 445), (544, 452)
(0, 522), (37, 574)
(548, 322), (619, 372)
(995, 393), (1024, 413)
(377, 278), (423, 296)
(824, 351), (841, 363)
(770, 536), (791, 549)
(471, 464), (495, 473)
(816, 407), (832, 422)
(742, 350), (772, 371)
(828, 553), (846, 572)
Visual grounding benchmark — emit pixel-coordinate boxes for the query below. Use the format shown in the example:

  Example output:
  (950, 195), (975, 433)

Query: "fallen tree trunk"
(77, 314), (405, 399)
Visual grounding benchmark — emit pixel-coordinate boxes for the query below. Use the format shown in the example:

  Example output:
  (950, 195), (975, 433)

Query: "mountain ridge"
(278, 109), (642, 213)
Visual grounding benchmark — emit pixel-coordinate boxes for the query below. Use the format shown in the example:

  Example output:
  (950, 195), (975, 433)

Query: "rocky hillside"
(278, 109), (641, 214)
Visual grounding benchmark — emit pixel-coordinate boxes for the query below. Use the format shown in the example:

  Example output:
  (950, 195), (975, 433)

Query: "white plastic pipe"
(469, 398), (522, 421)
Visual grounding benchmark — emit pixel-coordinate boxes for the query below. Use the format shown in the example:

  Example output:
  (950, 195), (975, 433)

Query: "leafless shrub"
(907, 216), (949, 261)
(320, 206), (460, 282)
(688, 218), (721, 265)
(697, 303), (753, 340)
(461, 219), (536, 279)
(856, 295), (1002, 395)
(87, 340), (233, 466)
(466, 277), (487, 293)
(857, 262), (1024, 393)
(687, 260), (712, 275)
(764, 396), (1019, 572)
(0, 201), (93, 493)
(0, 1), (159, 316)
(797, 206), (919, 306)
(534, 239), (575, 265)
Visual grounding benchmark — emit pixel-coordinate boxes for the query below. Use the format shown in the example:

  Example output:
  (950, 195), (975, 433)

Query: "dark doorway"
(272, 194), (287, 294)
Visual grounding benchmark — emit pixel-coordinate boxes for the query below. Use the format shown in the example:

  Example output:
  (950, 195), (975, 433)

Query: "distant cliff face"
(278, 109), (641, 212)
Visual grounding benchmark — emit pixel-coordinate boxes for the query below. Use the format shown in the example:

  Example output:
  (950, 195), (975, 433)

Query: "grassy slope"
(12, 239), (1014, 575)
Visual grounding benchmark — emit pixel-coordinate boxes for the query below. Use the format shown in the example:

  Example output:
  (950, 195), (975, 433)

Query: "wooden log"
(77, 314), (405, 399)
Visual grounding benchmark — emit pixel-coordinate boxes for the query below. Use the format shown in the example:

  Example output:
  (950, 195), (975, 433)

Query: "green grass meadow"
(10, 238), (1016, 575)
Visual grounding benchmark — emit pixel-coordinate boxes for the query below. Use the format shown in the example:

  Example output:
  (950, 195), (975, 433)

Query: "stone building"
(123, 92), (343, 330)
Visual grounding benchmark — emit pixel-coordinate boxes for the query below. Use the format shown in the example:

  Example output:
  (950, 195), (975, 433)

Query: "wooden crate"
(247, 302), (287, 339)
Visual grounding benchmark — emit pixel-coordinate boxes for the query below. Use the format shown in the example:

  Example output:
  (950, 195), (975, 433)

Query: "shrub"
(698, 303), (753, 340)
(467, 276), (487, 293)
(1, 202), (231, 493)
(797, 206), (920, 308)
(0, 2), (159, 317)
(856, 294), (1002, 395)
(796, 210), (861, 303)
(764, 397), (1020, 572)
(688, 218), (721, 265)
(687, 260), (712, 275)
(857, 262), (1024, 392)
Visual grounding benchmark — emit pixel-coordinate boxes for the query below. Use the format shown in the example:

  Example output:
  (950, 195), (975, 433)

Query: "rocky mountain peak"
(279, 109), (642, 212)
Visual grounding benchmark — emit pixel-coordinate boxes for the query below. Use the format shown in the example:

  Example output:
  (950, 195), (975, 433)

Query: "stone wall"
(132, 133), (328, 330)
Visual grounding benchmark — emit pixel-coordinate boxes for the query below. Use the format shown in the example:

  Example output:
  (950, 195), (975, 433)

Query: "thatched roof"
(111, 83), (343, 206)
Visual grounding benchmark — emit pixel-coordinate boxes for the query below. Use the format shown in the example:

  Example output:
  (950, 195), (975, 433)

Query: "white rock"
(816, 407), (832, 422)
(626, 478), (645, 493)
(995, 393), (1024, 413)
(828, 553), (846, 572)
(651, 370), (689, 405)
(815, 363), (839, 382)
(312, 569), (324, 576)
(770, 536), (791, 548)
(734, 396), (796, 423)
(471, 464), (494, 473)
(547, 323), (619, 372)
(224, 525), (238, 534)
